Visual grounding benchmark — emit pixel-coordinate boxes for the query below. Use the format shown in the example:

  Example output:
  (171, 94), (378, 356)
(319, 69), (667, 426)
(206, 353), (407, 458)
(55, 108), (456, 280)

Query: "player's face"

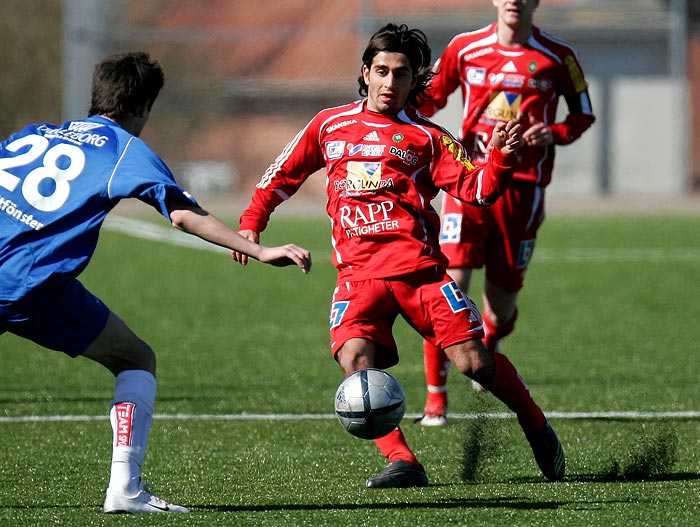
(492, 0), (538, 29)
(363, 51), (417, 115)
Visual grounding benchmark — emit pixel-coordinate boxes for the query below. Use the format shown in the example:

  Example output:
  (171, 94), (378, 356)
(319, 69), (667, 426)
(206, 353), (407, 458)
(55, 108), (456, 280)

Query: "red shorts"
(329, 267), (483, 368)
(438, 181), (545, 292)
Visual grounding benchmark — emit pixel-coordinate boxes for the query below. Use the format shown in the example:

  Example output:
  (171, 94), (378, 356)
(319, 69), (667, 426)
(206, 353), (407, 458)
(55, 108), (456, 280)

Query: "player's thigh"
(482, 279), (519, 322)
(335, 337), (379, 374)
(439, 195), (490, 269)
(485, 184), (544, 292)
(395, 269), (484, 350)
(329, 279), (399, 369)
(446, 266), (474, 293)
(1, 277), (110, 357)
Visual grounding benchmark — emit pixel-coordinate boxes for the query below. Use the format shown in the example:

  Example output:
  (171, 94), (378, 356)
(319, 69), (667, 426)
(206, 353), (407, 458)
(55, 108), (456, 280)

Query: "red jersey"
(421, 23), (595, 187)
(239, 99), (515, 281)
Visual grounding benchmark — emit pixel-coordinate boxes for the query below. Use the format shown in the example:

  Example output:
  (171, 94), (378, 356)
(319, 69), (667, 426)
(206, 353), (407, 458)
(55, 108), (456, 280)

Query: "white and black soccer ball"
(334, 368), (405, 439)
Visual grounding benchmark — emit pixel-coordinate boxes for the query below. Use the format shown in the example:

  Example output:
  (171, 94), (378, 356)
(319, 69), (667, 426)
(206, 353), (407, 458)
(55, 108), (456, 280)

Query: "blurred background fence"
(1, 0), (699, 202)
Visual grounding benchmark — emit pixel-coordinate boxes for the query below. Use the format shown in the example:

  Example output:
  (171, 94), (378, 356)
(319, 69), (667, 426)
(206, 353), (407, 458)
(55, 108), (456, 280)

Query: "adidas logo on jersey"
(363, 131), (380, 142)
(67, 121), (105, 132)
(501, 60), (518, 73)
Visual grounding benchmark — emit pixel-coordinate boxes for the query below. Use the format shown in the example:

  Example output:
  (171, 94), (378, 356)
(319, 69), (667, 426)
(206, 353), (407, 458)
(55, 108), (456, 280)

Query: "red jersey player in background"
(416, 0), (595, 426)
(234, 22), (566, 488)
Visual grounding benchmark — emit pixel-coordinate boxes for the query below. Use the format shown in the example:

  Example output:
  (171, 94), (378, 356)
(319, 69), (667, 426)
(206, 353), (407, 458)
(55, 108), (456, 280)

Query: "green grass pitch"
(2, 213), (700, 526)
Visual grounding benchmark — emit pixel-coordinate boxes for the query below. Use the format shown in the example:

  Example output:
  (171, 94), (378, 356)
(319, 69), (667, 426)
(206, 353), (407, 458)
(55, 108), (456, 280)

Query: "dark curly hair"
(88, 51), (164, 119)
(357, 23), (434, 108)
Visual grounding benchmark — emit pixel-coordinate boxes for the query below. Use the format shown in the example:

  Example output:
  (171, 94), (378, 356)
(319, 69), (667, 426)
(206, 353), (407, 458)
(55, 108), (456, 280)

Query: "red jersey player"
(235, 23), (565, 487)
(416, 0), (595, 426)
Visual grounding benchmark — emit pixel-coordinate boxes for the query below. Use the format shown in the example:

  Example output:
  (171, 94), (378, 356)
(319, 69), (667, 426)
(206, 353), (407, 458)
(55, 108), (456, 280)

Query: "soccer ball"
(334, 368), (405, 439)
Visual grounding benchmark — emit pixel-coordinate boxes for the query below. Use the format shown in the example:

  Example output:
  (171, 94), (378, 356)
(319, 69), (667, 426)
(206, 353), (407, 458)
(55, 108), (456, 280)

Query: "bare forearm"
(167, 198), (310, 273)
(170, 207), (264, 260)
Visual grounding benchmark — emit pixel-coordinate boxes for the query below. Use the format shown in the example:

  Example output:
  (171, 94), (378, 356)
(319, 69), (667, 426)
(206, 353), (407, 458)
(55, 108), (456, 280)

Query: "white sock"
(107, 370), (156, 497)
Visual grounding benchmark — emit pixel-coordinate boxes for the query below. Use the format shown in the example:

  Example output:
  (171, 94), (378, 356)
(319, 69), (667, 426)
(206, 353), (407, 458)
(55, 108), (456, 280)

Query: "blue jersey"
(0, 115), (197, 301)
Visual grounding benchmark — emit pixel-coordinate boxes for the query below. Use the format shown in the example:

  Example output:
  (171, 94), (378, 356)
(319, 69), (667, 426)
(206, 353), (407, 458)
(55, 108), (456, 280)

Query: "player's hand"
(258, 245), (312, 274)
(231, 229), (259, 265)
(522, 114), (553, 147)
(490, 121), (523, 155)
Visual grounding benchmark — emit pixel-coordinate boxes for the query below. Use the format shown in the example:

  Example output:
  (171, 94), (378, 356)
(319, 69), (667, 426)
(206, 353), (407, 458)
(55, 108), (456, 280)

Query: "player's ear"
(362, 64), (370, 85)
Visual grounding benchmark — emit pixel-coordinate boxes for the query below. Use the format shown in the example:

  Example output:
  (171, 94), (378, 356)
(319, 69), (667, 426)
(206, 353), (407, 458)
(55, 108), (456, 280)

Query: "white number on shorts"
(330, 301), (350, 329)
(441, 282), (472, 313)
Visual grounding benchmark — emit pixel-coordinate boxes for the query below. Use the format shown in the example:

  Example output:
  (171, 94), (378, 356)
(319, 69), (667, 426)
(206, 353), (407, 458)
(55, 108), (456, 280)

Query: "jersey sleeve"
(549, 51), (596, 145)
(239, 116), (325, 233)
(420, 38), (462, 117)
(431, 131), (515, 206)
(107, 137), (198, 219)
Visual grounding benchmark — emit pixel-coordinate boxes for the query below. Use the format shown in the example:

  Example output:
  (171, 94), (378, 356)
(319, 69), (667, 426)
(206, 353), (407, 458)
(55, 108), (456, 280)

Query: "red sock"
(482, 308), (518, 353)
(423, 340), (449, 411)
(373, 427), (420, 466)
(481, 351), (545, 435)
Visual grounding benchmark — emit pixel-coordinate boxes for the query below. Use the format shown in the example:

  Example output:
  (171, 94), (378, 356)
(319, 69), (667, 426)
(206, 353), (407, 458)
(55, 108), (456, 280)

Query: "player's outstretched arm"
(167, 199), (311, 274)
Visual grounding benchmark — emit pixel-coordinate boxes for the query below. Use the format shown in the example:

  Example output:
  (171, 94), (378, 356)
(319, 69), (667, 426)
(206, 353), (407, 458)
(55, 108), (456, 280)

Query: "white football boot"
(416, 402), (448, 427)
(103, 487), (189, 514)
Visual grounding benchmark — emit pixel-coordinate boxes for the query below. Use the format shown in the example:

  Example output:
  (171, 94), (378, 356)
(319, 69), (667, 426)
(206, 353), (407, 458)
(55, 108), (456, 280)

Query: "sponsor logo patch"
(440, 213), (463, 243)
(489, 73), (525, 88)
(339, 201), (399, 238)
(462, 47), (494, 62)
(501, 60), (518, 73)
(347, 144), (386, 157)
(68, 121), (104, 132)
(335, 161), (394, 195)
(440, 281), (481, 322)
(483, 91), (521, 122)
(528, 78), (552, 91)
(325, 141), (346, 160)
(330, 301), (350, 328)
(389, 145), (418, 165)
(326, 119), (357, 134)
(517, 239), (536, 268)
(467, 67), (486, 85)
(114, 402), (135, 447)
(565, 54), (587, 92)
(440, 136), (475, 170)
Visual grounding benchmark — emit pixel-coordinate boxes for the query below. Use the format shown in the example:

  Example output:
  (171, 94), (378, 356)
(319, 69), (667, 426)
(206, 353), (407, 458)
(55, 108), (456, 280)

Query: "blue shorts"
(0, 276), (110, 357)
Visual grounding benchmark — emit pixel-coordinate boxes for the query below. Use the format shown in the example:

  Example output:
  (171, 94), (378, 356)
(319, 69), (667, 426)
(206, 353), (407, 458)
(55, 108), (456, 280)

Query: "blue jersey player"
(0, 51), (311, 514)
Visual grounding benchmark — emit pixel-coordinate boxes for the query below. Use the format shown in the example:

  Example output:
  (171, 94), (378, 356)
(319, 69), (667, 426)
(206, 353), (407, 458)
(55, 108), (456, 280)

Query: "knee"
(484, 307), (515, 327)
(483, 282), (519, 325)
(86, 312), (157, 375)
(335, 338), (375, 375)
(447, 267), (471, 292)
(104, 342), (156, 377)
(122, 344), (156, 375)
(444, 339), (494, 381)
